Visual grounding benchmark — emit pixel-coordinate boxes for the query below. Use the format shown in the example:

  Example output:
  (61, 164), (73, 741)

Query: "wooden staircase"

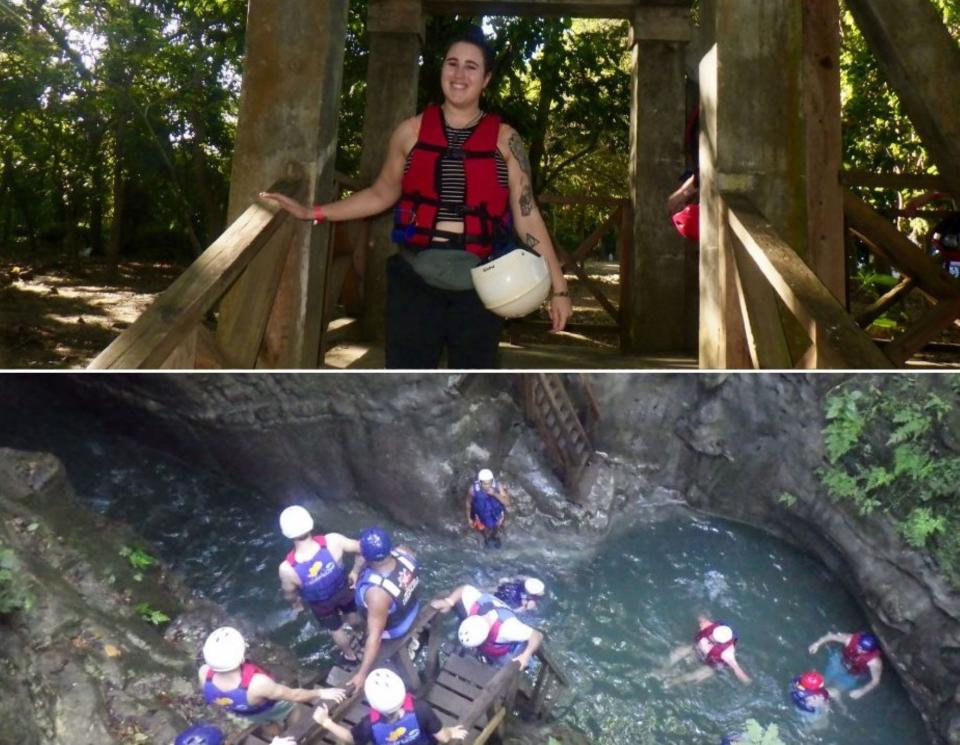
(519, 374), (599, 500)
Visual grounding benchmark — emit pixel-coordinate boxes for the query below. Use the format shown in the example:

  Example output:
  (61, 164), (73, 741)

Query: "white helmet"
(477, 468), (494, 483)
(364, 668), (406, 714)
(711, 625), (734, 645)
(523, 577), (545, 597)
(470, 249), (551, 318)
(203, 626), (245, 672)
(458, 615), (491, 648)
(279, 505), (314, 539)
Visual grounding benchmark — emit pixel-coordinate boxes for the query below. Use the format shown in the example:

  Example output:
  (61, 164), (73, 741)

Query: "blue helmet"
(175, 725), (225, 745)
(359, 526), (392, 562)
(858, 633), (880, 652)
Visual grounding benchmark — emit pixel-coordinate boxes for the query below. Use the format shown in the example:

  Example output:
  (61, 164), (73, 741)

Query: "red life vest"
(695, 622), (736, 667)
(393, 104), (510, 259)
(672, 203), (700, 243)
(842, 633), (880, 676)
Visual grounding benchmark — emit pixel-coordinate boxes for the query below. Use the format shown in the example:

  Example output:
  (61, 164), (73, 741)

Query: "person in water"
(259, 25), (571, 369)
(277, 505), (365, 665)
(808, 630), (883, 699)
(791, 670), (831, 716)
(431, 583), (543, 669)
(659, 615), (751, 687)
(313, 668), (468, 745)
(466, 468), (510, 547)
(494, 575), (545, 612)
(347, 527), (421, 691)
(198, 626), (345, 731)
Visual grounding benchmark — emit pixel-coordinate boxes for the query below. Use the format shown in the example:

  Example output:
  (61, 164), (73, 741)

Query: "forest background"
(0, 0), (958, 267)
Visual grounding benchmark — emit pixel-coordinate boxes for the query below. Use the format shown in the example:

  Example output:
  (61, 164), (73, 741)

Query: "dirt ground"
(0, 259), (184, 369)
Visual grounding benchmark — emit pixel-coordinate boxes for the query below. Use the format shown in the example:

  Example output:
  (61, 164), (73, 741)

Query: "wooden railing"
(842, 176), (960, 364)
(88, 174), (306, 369)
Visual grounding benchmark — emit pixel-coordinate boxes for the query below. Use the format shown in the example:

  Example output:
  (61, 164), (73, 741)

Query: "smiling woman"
(260, 25), (572, 370)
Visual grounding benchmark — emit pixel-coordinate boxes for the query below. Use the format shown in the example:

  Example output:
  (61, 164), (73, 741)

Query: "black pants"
(385, 254), (504, 369)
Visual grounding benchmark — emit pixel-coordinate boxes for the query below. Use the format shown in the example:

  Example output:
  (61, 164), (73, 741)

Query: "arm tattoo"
(508, 132), (532, 180)
(524, 233), (540, 250)
(519, 184), (534, 217)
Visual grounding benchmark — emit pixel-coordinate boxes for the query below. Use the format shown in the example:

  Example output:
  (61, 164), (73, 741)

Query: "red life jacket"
(393, 104), (510, 259)
(842, 633), (880, 676)
(695, 622), (736, 667)
(672, 203), (699, 242)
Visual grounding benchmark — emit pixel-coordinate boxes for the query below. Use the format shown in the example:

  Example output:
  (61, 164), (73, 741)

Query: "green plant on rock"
(0, 546), (34, 615)
(134, 602), (170, 626)
(819, 377), (960, 588)
(120, 545), (157, 582)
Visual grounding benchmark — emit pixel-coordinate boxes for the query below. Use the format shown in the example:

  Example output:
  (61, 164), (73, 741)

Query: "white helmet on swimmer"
(523, 577), (545, 597)
(470, 249), (551, 318)
(203, 626), (246, 672)
(458, 615), (491, 648)
(478, 468), (495, 483)
(279, 505), (314, 539)
(364, 668), (406, 715)
(711, 625), (734, 645)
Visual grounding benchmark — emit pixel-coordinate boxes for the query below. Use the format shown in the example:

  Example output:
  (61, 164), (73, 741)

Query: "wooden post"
(216, 0), (348, 367)
(800, 0), (845, 368)
(626, 5), (694, 353)
(359, 0), (423, 341)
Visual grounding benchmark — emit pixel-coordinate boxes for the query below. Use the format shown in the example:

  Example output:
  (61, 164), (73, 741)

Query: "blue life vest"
(470, 481), (505, 529)
(494, 580), (524, 609)
(203, 663), (276, 716)
(355, 550), (421, 639)
(285, 535), (347, 604)
(370, 695), (429, 745)
(791, 685), (829, 714)
(468, 594), (526, 659)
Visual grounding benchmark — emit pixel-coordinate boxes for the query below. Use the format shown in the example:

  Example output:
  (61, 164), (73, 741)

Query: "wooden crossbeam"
(731, 237), (793, 368)
(556, 245), (620, 323)
(855, 277), (916, 328)
(843, 188), (960, 299)
(88, 177), (303, 369)
(885, 294), (960, 365)
(724, 193), (892, 369)
(569, 206), (622, 265)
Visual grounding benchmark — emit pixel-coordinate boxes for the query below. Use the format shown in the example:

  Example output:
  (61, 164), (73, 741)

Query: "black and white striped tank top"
(404, 115), (510, 223)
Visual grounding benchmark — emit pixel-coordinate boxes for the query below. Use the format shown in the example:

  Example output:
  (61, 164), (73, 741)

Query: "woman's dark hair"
(445, 24), (496, 75)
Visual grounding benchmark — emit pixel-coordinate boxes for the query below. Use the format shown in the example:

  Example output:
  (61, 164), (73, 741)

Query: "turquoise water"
(1, 420), (931, 745)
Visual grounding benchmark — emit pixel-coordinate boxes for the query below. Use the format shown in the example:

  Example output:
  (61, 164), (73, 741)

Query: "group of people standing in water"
(177, 464), (887, 745)
(177, 468), (543, 745)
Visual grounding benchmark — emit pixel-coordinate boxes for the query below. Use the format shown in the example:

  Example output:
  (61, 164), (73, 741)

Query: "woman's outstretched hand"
(259, 191), (311, 220)
(549, 294), (572, 332)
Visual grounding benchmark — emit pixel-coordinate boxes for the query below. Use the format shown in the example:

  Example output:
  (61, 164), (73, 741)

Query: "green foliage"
(742, 720), (785, 745)
(134, 602), (170, 626)
(120, 545), (156, 581)
(0, 546), (34, 615)
(776, 492), (797, 507)
(819, 377), (960, 587)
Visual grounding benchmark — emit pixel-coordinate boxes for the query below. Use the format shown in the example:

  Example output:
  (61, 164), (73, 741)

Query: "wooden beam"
(631, 6), (692, 42)
(843, 188), (960, 300)
(569, 206), (621, 264)
(731, 235), (793, 368)
(724, 193), (893, 369)
(423, 0), (679, 19)
(855, 277), (916, 328)
(557, 246), (620, 324)
(885, 295), (960, 365)
(88, 180), (301, 369)
(841, 171), (950, 192)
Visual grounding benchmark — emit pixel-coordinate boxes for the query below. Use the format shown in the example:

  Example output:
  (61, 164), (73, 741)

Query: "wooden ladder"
(520, 374), (598, 498)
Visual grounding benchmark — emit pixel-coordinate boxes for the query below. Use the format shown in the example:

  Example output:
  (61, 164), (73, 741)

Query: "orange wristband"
(313, 205), (325, 224)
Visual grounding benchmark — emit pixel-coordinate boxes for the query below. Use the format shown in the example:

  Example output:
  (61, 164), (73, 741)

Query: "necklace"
(442, 106), (483, 129)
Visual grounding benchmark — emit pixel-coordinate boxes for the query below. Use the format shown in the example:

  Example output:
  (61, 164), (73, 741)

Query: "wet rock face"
(0, 448), (307, 745)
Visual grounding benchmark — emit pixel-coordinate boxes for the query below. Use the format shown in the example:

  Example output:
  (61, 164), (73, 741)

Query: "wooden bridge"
(85, 0), (960, 370)
(233, 605), (569, 745)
